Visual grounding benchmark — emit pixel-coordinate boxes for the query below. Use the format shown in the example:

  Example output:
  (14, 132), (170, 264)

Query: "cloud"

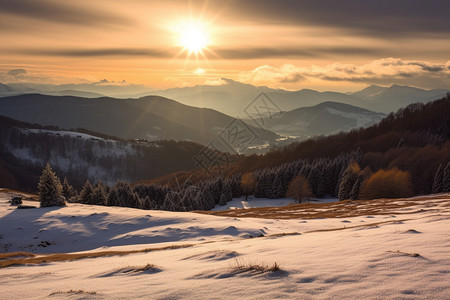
(221, 0), (450, 38)
(15, 48), (172, 58)
(240, 58), (450, 88)
(12, 46), (381, 60)
(203, 79), (227, 86)
(0, 0), (132, 28)
(7, 68), (27, 77)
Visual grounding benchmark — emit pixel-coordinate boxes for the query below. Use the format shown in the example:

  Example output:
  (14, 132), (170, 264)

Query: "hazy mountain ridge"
(1, 80), (447, 116)
(0, 93), (279, 152)
(0, 81), (152, 98)
(151, 79), (449, 115)
(252, 101), (386, 137)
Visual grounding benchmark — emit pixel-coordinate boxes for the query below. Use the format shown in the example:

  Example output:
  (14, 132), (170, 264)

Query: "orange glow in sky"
(0, 0), (449, 91)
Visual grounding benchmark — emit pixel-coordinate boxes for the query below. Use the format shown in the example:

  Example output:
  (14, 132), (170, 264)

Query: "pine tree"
(349, 176), (362, 200)
(443, 162), (450, 192)
(219, 193), (228, 206)
(222, 181), (233, 202)
(106, 188), (119, 206)
(38, 163), (66, 207)
(254, 171), (266, 198)
(338, 162), (361, 201)
(62, 177), (76, 201)
(432, 164), (444, 193)
(271, 175), (284, 199)
(80, 180), (95, 204)
(92, 183), (107, 205)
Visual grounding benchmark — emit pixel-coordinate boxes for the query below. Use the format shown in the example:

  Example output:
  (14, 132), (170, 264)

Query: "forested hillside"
(150, 95), (450, 199)
(48, 95), (450, 212)
(0, 116), (231, 191)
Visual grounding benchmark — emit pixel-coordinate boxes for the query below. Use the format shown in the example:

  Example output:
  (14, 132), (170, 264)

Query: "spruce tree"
(92, 183), (107, 205)
(349, 176), (362, 200)
(106, 188), (119, 206)
(38, 163), (66, 207)
(62, 177), (76, 201)
(222, 181), (233, 202)
(338, 162), (360, 201)
(80, 180), (95, 204)
(219, 193), (228, 206)
(432, 164), (444, 193)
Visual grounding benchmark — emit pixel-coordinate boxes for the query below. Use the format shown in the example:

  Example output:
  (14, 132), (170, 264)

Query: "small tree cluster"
(359, 167), (414, 200)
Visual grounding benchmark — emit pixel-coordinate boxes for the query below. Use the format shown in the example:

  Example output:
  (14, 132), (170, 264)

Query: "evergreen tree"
(254, 171), (266, 198)
(38, 163), (65, 207)
(349, 176), (362, 200)
(338, 162), (361, 201)
(79, 180), (95, 204)
(271, 175), (284, 199)
(92, 183), (107, 205)
(443, 162), (450, 192)
(222, 181), (233, 202)
(106, 188), (119, 206)
(219, 193), (228, 206)
(432, 164), (444, 193)
(201, 185), (215, 210)
(61, 177), (76, 201)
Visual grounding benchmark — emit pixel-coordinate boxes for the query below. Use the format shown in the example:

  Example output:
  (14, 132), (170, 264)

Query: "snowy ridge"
(1, 191), (449, 299)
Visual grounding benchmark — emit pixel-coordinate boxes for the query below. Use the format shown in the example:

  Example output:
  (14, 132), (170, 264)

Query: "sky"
(0, 0), (449, 92)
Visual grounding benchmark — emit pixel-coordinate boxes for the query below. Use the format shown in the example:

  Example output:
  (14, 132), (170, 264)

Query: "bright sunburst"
(178, 21), (209, 54)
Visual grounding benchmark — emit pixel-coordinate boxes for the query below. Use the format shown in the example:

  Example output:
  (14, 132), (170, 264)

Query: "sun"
(178, 21), (209, 54)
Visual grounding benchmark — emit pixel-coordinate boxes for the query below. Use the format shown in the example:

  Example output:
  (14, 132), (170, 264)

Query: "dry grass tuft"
(231, 260), (282, 274)
(49, 289), (98, 296)
(0, 244), (193, 268)
(121, 263), (160, 274)
(387, 250), (421, 257)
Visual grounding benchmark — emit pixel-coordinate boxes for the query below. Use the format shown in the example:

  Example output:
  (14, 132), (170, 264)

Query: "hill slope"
(1, 191), (449, 299)
(250, 101), (385, 137)
(0, 115), (231, 191)
(0, 94), (279, 152)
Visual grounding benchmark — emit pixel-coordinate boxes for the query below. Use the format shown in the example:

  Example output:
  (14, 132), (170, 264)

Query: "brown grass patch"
(196, 196), (450, 220)
(0, 244), (193, 268)
(0, 188), (39, 202)
(0, 252), (36, 260)
(267, 232), (301, 238)
(49, 289), (98, 296)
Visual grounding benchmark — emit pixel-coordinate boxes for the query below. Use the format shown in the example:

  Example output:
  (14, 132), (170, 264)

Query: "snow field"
(0, 191), (449, 299)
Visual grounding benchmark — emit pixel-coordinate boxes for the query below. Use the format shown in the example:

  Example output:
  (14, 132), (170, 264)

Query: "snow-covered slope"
(1, 190), (449, 299)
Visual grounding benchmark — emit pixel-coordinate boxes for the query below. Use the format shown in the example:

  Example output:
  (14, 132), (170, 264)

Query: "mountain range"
(1, 80), (447, 116)
(152, 79), (449, 115)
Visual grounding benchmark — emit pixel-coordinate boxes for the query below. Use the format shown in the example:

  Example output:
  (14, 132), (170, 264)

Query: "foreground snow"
(0, 190), (449, 299)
